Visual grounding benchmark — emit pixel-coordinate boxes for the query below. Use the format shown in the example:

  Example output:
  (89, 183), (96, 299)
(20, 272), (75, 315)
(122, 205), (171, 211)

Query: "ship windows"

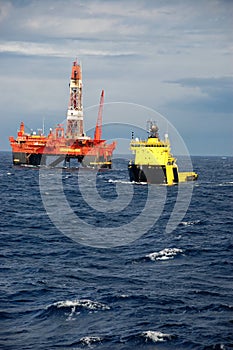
(131, 144), (167, 148)
(144, 144), (166, 147)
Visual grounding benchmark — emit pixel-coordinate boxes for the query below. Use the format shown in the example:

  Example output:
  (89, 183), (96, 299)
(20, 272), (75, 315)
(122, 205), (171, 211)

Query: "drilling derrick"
(66, 60), (84, 138)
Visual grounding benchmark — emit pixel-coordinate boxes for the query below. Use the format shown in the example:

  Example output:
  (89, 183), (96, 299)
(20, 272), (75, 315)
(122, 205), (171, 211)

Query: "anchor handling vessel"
(128, 121), (198, 185)
(9, 60), (116, 168)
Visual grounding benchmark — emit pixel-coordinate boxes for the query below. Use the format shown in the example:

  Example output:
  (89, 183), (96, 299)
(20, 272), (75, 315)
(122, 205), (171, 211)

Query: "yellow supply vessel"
(128, 122), (198, 185)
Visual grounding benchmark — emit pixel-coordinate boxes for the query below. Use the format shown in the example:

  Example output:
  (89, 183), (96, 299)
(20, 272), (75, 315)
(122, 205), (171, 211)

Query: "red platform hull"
(9, 127), (116, 168)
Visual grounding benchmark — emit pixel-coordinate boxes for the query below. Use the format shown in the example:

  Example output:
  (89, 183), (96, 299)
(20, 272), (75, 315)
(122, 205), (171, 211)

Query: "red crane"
(94, 90), (104, 141)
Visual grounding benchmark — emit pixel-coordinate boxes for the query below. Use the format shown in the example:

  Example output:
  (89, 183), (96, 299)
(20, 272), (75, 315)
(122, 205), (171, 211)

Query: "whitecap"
(146, 248), (183, 261)
(142, 330), (172, 342)
(108, 179), (133, 184)
(53, 298), (110, 311)
(120, 294), (129, 298)
(180, 220), (200, 226)
(219, 181), (233, 186)
(80, 336), (102, 346)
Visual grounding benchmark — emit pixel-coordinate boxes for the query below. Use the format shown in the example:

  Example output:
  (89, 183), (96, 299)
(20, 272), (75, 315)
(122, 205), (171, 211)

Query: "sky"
(0, 0), (232, 155)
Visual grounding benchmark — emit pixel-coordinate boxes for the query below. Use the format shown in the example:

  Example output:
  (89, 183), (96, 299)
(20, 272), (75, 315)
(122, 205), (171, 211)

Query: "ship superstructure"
(9, 60), (116, 168)
(128, 121), (198, 185)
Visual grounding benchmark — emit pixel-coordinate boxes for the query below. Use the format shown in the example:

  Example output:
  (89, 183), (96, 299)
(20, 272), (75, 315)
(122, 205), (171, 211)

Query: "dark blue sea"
(0, 152), (232, 350)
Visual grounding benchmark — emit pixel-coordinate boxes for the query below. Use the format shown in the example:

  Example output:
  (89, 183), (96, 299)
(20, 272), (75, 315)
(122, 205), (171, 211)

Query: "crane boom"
(94, 90), (104, 141)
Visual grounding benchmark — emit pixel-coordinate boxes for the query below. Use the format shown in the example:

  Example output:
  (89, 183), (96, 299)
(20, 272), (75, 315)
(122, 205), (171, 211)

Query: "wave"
(108, 179), (148, 185)
(108, 179), (134, 184)
(80, 336), (103, 346)
(120, 329), (174, 347)
(142, 330), (172, 342)
(71, 331), (173, 348)
(218, 181), (233, 186)
(63, 330), (174, 348)
(180, 220), (201, 226)
(40, 298), (110, 321)
(52, 298), (110, 311)
(146, 248), (183, 261)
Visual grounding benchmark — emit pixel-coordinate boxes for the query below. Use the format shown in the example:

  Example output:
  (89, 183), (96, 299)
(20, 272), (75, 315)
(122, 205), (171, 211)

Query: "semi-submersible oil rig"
(9, 60), (116, 168)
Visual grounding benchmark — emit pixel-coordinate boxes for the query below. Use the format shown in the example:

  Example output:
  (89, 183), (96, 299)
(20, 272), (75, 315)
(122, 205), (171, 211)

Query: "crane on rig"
(94, 89), (104, 141)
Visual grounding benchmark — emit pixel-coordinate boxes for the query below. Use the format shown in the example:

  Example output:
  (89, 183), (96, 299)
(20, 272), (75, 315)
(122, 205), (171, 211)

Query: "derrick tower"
(66, 60), (84, 138)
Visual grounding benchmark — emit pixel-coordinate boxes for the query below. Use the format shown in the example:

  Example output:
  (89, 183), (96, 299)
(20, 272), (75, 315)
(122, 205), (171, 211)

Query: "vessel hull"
(128, 163), (197, 184)
(128, 163), (178, 184)
(12, 152), (112, 169)
(12, 152), (43, 166)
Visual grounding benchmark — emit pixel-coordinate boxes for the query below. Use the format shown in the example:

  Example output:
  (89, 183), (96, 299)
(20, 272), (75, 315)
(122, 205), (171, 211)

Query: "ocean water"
(0, 152), (232, 350)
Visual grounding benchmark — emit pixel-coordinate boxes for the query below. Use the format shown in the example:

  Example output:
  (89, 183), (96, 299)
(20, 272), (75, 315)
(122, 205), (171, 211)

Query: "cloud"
(165, 76), (233, 114)
(1, 0), (147, 41)
(0, 0), (232, 154)
(0, 1), (12, 22)
(0, 40), (137, 58)
(1, 0), (231, 47)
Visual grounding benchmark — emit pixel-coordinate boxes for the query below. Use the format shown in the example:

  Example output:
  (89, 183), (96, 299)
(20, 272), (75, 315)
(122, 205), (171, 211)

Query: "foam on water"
(108, 179), (148, 185)
(180, 220), (201, 226)
(66, 306), (77, 321)
(142, 330), (172, 342)
(218, 181), (233, 186)
(53, 299), (110, 311)
(80, 336), (102, 346)
(146, 248), (183, 261)
(108, 179), (132, 184)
